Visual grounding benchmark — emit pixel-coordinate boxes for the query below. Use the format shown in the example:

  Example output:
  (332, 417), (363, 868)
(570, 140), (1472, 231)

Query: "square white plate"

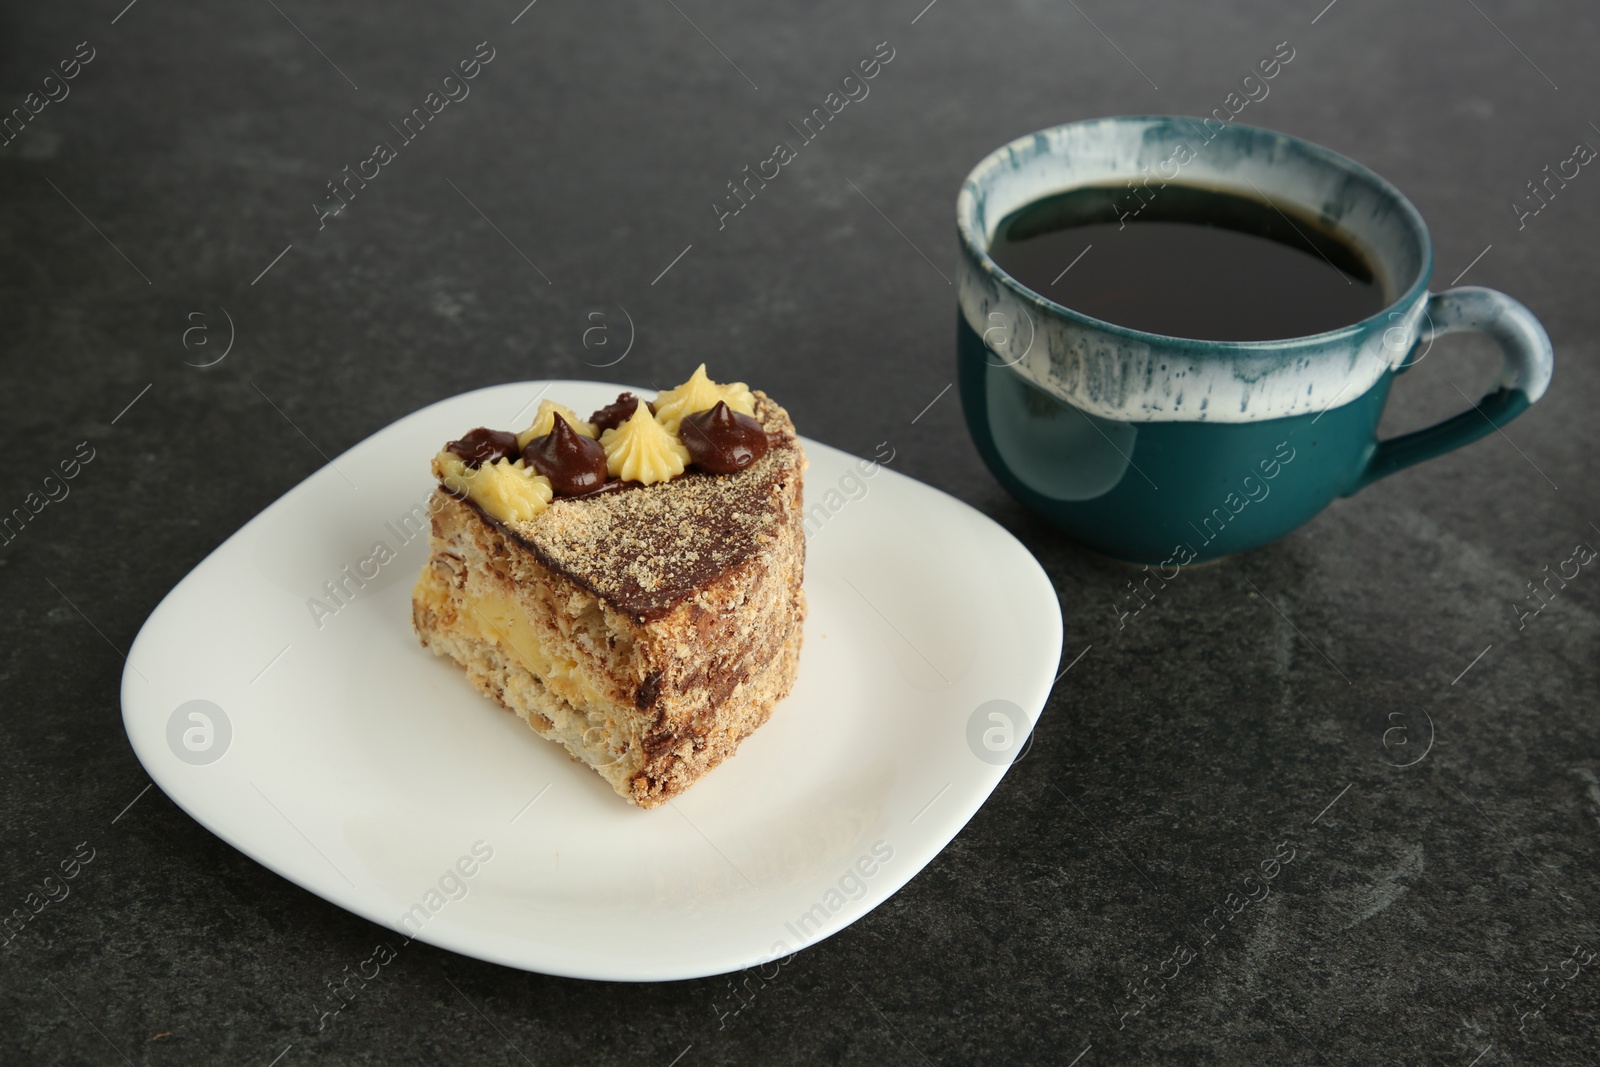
(121, 381), (1062, 981)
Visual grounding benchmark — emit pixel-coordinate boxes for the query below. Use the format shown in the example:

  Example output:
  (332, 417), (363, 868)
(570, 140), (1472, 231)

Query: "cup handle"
(1343, 286), (1553, 495)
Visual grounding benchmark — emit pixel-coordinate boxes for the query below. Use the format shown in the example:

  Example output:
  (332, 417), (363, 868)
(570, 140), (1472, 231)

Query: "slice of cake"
(411, 367), (806, 808)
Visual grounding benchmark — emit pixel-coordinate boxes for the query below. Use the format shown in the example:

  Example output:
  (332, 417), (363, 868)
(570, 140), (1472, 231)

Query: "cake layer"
(415, 563), (803, 805)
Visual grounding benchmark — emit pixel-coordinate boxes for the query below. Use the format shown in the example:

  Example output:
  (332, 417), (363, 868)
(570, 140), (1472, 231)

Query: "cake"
(411, 366), (806, 807)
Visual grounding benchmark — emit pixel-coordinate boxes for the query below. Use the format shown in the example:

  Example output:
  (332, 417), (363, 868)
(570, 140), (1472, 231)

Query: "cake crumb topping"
(512, 393), (800, 618)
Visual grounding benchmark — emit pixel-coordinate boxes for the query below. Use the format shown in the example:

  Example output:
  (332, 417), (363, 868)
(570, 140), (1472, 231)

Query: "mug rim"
(956, 115), (1436, 352)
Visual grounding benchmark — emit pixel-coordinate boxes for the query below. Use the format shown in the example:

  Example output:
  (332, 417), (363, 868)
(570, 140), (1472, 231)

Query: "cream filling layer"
(416, 569), (619, 718)
(415, 566), (639, 786)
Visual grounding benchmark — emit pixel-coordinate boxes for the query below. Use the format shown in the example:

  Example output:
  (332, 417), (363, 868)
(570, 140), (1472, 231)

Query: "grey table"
(2, 1), (1597, 1063)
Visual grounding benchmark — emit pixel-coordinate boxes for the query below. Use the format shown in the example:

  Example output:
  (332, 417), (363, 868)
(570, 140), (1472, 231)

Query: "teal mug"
(956, 117), (1553, 565)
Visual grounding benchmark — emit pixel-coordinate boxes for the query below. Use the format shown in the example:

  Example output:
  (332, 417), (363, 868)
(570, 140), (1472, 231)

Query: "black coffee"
(988, 184), (1385, 341)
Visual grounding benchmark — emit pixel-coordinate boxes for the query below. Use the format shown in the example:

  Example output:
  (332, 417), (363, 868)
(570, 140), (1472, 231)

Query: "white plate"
(122, 381), (1062, 981)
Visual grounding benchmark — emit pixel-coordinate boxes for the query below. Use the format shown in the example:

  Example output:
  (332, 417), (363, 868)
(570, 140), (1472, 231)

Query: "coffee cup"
(956, 116), (1553, 564)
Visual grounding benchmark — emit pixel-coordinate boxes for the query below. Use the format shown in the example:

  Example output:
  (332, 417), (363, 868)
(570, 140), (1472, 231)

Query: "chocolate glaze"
(522, 415), (609, 496)
(462, 466), (792, 621)
(450, 393), (799, 621)
(568, 478), (637, 499)
(446, 427), (519, 468)
(590, 391), (649, 434)
(681, 401), (769, 474)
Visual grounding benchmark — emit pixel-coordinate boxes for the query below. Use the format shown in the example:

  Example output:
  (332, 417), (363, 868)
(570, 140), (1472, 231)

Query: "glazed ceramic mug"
(956, 116), (1553, 565)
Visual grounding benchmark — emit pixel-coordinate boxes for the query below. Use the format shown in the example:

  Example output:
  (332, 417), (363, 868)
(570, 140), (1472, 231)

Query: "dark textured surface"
(1, 1), (1597, 1064)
